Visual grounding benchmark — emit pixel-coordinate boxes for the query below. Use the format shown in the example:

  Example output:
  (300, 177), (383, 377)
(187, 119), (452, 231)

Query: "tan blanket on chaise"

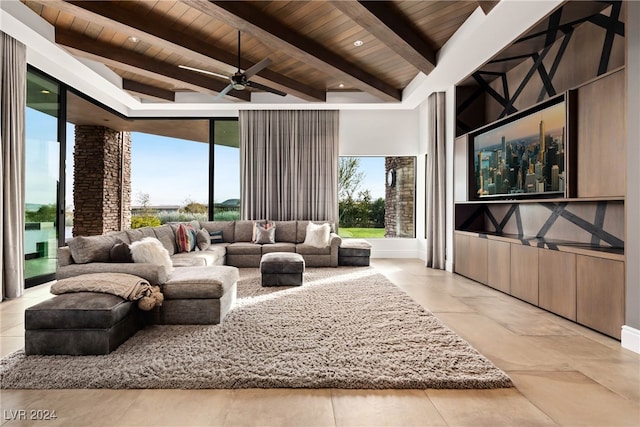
(51, 272), (163, 310)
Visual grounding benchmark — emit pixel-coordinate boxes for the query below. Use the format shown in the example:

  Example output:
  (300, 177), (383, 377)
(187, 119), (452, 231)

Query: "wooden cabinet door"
(454, 233), (469, 278)
(510, 245), (539, 305)
(487, 240), (510, 293)
(454, 233), (487, 284)
(467, 236), (488, 284)
(576, 69), (626, 197)
(539, 249), (577, 320)
(576, 255), (624, 339)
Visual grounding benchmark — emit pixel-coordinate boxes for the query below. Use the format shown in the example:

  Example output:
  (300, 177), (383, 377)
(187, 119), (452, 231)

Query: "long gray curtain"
(240, 110), (339, 222)
(1, 32), (27, 300)
(426, 92), (446, 269)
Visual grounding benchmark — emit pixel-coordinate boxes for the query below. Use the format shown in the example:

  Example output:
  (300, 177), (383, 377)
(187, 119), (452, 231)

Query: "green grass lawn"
(338, 228), (385, 238)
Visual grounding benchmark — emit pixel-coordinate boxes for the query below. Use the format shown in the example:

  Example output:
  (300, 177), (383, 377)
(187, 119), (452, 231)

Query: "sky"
(348, 156), (385, 200)
(128, 142), (385, 206)
(474, 101), (566, 150)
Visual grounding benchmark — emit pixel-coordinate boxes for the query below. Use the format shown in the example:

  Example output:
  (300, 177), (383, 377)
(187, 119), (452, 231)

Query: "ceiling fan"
(179, 31), (286, 99)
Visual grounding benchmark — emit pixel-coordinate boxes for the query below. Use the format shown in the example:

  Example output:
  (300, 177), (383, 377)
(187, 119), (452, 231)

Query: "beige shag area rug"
(0, 267), (512, 389)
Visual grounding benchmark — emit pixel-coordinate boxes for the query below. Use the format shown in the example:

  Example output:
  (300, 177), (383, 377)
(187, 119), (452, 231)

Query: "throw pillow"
(253, 220), (275, 243)
(175, 223), (197, 253)
(129, 237), (173, 276)
(196, 228), (211, 251)
(109, 240), (133, 263)
(68, 234), (117, 264)
(255, 225), (276, 244)
(304, 222), (331, 248)
(209, 230), (224, 244)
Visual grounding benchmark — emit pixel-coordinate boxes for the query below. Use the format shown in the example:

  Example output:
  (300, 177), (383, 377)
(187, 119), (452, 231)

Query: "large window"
(130, 132), (209, 226)
(212, 119), (240, 220)
(339, 156), (415, 238)
(24, 69), (65, 285)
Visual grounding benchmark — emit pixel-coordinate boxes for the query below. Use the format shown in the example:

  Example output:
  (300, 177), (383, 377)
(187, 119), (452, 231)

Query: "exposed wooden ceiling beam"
(331, 1), (436, 75)
(56, 0), (325, 102)
(477, 1), (500, 15)
(181, 0), (402, 102)
(55, 28), (251, 101)
(122, 79), (175, 102)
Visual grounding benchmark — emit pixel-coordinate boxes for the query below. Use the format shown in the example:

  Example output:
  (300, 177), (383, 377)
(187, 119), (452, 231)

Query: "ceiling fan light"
(232, 82), (245, 90)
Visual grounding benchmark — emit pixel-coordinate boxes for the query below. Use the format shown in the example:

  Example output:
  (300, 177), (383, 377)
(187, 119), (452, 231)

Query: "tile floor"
(1, 259), (638, 426)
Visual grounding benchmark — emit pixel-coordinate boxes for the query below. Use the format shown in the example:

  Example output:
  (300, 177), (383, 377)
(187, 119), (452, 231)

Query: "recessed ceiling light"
(128, 36), (140, 43)
(338, 83), (345, 88)
(353, 40), (364, 47)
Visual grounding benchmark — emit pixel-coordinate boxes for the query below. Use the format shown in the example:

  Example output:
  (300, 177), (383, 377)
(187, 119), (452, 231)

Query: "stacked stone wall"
(384, 157), (415, 238)
(73, 126), (131, 236)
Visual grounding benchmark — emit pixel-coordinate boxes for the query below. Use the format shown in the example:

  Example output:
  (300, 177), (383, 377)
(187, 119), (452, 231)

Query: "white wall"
(339, 109), (425, 259)
(339, 110), (421, 156)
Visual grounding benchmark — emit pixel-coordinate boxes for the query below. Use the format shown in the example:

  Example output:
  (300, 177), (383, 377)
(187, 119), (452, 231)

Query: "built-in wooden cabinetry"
(453, 69), (626, 340)
(454, 230), (625, 339)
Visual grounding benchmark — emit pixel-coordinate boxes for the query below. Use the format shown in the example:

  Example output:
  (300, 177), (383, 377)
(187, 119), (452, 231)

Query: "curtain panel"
(425, 92), (446, 269)
(1, 32), (27, 300)
(240, 110), (339, 223)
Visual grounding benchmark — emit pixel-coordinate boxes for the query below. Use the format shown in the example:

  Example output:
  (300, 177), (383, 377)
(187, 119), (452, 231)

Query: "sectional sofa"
(57, 220), (342, 285)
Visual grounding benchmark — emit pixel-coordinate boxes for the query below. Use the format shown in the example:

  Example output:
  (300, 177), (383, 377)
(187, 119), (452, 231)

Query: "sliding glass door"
(24, 69), (65, 286)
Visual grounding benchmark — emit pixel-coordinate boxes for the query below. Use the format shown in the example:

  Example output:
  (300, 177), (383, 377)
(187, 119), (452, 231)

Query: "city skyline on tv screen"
(472, 100), (566, 198)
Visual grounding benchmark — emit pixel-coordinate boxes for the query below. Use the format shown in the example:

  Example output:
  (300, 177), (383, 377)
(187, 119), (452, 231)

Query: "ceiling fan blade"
(178, 65), (229, 80)
(243, 58), (272, 79)
(215, 83), (235, 99)
(246, 80), (286, 97)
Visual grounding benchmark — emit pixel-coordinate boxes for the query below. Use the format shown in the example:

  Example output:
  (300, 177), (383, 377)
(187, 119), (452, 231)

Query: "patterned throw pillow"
(253, 220), (276, 244)
(175, 223), (197, 253)
(255, 225), (276, 244)
(209, 230), (224, 244)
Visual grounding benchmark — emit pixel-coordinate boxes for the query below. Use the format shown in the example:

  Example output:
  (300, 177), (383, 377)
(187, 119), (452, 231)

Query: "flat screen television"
(468, 94), (567, 200)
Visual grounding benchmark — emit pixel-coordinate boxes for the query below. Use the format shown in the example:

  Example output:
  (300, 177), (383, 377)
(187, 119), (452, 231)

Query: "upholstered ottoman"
(25, 292), (143, 355)
(260, 252), (305, 286)
(338, 239), (372, 266)
(156, 265), (238, 325)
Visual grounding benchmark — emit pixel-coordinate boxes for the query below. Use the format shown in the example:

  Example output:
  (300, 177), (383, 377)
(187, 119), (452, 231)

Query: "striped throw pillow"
(175, 223), (197, 253)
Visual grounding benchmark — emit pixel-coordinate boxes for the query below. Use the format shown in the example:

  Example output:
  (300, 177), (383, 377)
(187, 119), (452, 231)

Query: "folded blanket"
(51, 272), (163, 311)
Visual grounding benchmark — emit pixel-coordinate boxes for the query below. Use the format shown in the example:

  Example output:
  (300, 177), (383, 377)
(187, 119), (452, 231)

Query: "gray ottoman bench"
(260, 252), (305, 286)
(338, 239), (372, 266)
(25, 292), (143, 355)
(155, 265), (238, 325)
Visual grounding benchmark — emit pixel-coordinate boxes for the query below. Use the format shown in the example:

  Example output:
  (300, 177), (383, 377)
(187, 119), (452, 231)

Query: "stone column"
(73, 125), (131, 236)
(385, 157), (415, 238)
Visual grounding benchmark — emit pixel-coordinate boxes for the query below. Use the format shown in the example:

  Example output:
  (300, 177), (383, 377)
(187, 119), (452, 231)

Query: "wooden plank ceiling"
(22, 0), (489, 103)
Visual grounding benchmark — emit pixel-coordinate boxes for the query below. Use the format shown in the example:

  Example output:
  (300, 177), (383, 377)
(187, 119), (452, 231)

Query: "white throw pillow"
(129, 237), (173, 276)
(303, 222), (331, 248)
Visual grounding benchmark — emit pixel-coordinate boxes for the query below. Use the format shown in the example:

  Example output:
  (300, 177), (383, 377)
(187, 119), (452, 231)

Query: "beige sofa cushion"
(234, 220), (255, 242)
(274, 221), (297, 243)
(226, 242), (262, 255)
(153, 224), (177, 255)
(162, 266), (238, 299)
